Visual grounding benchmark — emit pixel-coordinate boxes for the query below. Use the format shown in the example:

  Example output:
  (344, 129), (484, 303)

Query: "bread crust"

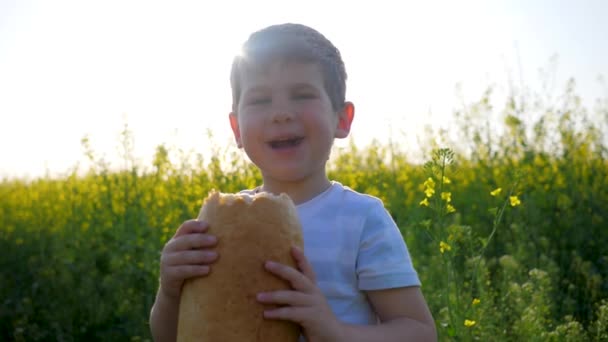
(177, 190), (303, 341)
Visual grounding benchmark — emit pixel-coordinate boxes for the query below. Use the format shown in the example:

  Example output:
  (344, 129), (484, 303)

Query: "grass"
(1, 80), (607, 341)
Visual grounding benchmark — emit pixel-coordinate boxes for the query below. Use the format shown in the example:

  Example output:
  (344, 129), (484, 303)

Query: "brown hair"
(230, 23), (347, 112)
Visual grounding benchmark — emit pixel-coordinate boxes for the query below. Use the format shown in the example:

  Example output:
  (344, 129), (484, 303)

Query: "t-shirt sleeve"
(356, 199), (421, 290)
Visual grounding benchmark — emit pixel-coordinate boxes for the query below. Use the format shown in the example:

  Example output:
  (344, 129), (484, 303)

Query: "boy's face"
(229, 61), (354, 184)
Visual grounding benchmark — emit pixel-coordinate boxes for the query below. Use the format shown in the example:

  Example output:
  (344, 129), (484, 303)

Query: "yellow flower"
(447, 204), (456, 213)
(419, 198), (429, 207)
(490, 188), (502, 196)
(425, 187), (435, 198)
(441, 192), (452, 202)
(464, 319), (476, 327)
(423, 177), (436, 189)
(442, 176), (451, 184)
(472, 298), (481, 306)
(439, 241), (451, 254)
(510, 195), (521, 207)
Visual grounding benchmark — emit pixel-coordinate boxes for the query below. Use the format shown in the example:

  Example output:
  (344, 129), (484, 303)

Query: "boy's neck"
(258, 175), (332, 205)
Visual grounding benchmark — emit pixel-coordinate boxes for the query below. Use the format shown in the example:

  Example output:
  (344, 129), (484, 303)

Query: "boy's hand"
(159, 219), (219, 300)
(256, 247), (343, 342)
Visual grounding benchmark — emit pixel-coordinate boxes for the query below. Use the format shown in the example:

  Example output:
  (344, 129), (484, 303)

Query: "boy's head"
(230, 23), (347, 113)
(228, 23), (354, 188)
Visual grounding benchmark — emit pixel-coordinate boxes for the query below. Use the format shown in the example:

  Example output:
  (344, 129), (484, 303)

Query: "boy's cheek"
(297, 101), (324, 114)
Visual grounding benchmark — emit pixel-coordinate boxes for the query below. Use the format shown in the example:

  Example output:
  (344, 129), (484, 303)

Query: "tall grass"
(1, 79), (607, 341)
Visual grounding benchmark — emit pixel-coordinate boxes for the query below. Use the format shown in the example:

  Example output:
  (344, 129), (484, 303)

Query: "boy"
(150, 23), (436, 341)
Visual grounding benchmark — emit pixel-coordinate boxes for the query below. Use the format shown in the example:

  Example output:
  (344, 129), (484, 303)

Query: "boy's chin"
(260, 168), (314, 184)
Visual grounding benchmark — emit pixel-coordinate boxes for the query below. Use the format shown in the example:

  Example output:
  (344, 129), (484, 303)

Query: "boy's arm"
(337, 286), (437, 342)
(149, 219), (219, 342)
(149, 288), (180, 342)
(258, 247), (436, 342)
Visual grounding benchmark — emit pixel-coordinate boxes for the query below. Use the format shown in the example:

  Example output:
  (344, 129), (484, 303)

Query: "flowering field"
(1, 82), (607, 341)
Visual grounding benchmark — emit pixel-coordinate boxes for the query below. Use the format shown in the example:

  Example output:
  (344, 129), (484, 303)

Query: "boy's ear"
(335, 101), (355, 139)
(229, 112), (243, 148)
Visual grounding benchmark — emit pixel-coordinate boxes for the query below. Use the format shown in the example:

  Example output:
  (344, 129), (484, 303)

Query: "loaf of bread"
(176, 190), (303, 341)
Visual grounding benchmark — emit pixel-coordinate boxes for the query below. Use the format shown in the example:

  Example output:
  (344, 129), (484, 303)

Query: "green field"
(2, 82), (607, 341)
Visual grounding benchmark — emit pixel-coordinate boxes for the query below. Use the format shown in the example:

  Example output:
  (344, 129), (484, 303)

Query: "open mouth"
(268, 137), (304, 149)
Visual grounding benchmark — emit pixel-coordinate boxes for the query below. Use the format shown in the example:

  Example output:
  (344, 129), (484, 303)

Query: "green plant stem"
(467, 181), (519, 319)
(437, 152), (459, 337)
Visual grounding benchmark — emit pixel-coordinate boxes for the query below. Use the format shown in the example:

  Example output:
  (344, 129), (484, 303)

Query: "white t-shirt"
(243, 181), (421, 325)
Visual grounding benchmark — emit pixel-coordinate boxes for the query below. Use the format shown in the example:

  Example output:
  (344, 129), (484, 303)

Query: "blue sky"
(1, 0), (607, 178)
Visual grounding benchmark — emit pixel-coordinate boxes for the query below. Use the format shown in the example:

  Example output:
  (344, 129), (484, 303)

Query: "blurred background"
(2, 1), (608, 341)
(1, 0), (606, 179)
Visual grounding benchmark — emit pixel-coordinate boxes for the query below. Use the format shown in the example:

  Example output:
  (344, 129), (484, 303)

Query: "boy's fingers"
(264, 261), (314, 293)
(174, 220), (209, 237)
(164, 250), (219, 266)
(164, 233), (218, 252)
(168, 265), (211, 279)
(257, 290), (310, 307)
(292, 246), (316, 283)
(262, 306), (305, 322)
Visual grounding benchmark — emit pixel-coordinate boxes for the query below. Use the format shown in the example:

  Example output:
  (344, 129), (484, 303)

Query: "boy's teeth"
(270, 138), (302, 148)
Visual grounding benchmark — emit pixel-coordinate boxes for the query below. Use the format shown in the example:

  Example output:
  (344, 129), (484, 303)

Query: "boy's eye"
(293, 93), (316, 100)
(248, 98), (271, 105)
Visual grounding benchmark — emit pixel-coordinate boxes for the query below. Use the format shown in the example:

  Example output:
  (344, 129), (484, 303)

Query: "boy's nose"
(271, 105), (295, 123)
